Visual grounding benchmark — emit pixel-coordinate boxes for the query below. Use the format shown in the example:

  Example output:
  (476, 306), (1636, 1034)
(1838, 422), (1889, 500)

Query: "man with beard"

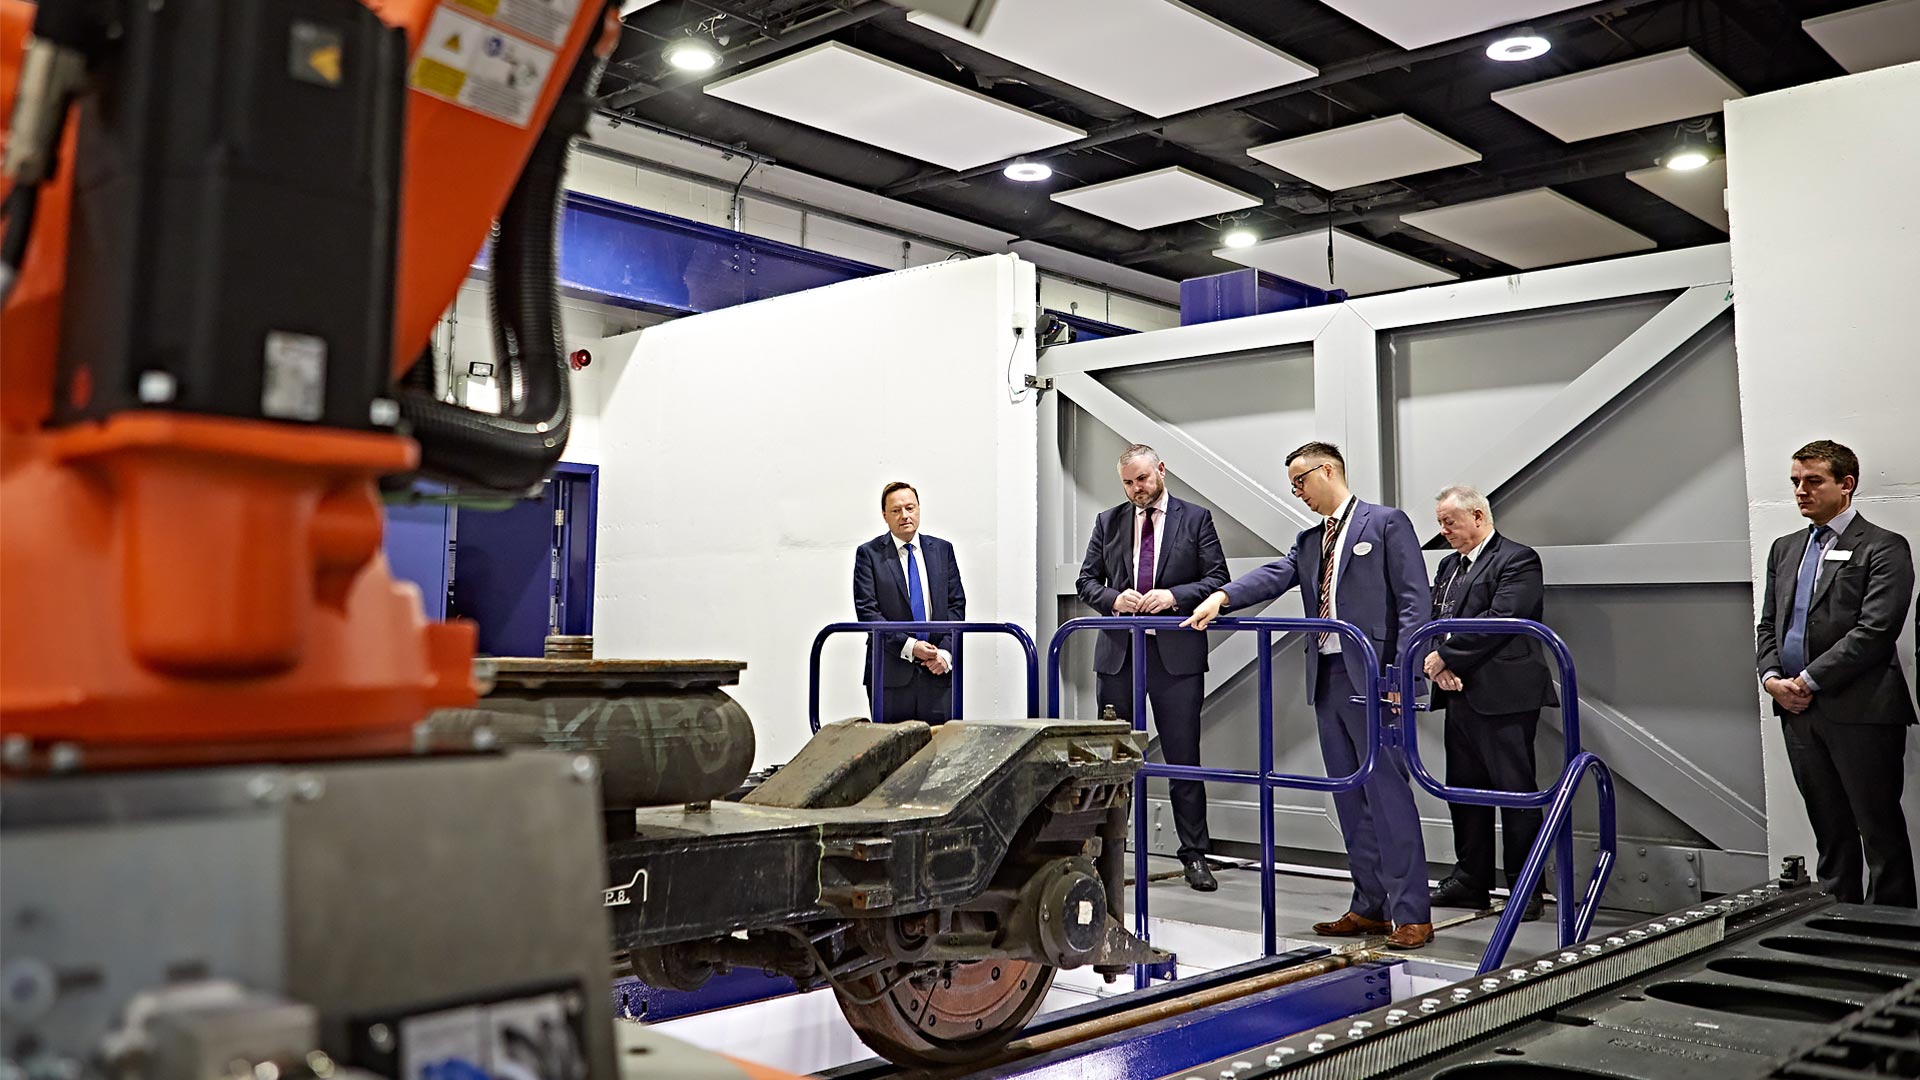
(1077, 444), (1229, 890)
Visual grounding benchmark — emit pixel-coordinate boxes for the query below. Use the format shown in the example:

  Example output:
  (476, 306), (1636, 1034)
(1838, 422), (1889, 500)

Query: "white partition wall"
(592, 255), (1040, 767)
(1039, 246), (1762, 911)
(1726, 62), (1920, 872)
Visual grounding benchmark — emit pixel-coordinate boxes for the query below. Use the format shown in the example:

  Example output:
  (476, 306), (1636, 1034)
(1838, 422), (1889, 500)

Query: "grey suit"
(1756, 510), (1916, 906)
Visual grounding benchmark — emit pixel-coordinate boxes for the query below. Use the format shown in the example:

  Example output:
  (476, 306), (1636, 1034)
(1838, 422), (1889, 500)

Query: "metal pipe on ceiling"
(878, 0), (1671, 199)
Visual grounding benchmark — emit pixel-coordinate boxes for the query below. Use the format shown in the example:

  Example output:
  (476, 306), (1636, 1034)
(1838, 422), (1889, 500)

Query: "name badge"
(1352, 541), (1374, 556)
(1823, 548), (1853, 562)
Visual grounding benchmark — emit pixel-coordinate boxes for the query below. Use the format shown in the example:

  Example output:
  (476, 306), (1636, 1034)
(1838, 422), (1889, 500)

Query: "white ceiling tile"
(1401, 188), (1656, 269)
(1492, 48), (1745, 143)
(1803, 0), (1920, 74)
(1626, 158), (1729, 232)
(703, 42), (1085, 170)
(1316, 0), (1592, 49)
(1213, 229), (1457, 296)
(909, 0), (1317, 118)
(1246, 114), (1481, 191)
(1050, 167), (1261, 230)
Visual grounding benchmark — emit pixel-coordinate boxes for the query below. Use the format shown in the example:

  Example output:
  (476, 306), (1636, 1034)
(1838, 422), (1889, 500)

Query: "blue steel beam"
(474, 193), (887, 316)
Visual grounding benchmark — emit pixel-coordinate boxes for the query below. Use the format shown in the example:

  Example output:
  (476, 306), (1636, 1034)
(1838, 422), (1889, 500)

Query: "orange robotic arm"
(0, 0), (617, 763)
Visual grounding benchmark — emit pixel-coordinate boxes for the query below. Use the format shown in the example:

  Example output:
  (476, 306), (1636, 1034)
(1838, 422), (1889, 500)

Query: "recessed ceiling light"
(664, 37), (722, 72)
(1003, 161), (1053, 182)
(1222, 228), (1258, 249)
(1665, 150), (1710, 171)
(1486, 30), (1550, 62)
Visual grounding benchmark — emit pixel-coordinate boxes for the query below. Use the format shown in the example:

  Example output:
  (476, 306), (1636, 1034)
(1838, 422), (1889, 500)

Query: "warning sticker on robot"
(452, 0), (582, 47)
(409, 8), (556, 128)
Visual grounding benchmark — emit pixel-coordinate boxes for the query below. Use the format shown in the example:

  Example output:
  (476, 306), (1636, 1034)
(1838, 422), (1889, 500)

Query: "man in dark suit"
(1185, 442), (1434, 949)
(1077, 444), (1230, 891)
(1756, 440), (1916, 907)
(1422, 485), (1557, 922)
(853, 482), (967, 724)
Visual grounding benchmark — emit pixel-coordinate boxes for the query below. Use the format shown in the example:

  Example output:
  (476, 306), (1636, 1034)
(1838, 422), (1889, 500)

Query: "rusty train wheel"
(834, 959), (1055, 1068)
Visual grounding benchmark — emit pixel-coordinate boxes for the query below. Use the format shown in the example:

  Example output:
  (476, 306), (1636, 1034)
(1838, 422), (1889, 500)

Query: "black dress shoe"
(1181, 856), (1218, 892)
(1520, 894), (1546, 922)
(1429, 876), (1490, 908)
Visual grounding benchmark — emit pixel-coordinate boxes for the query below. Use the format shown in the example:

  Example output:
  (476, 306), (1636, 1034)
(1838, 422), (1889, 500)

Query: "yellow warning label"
(307, 45), (342, 84)
(411, 56), (467, 98)
(451, 0), (501, 17)
(408, 7), (555, 128)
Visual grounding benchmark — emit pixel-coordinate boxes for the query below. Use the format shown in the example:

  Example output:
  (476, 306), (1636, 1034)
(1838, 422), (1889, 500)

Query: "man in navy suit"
(1423, 485), (1557, 922)
(853, 482), (967, 723)
(1185, 442), (1434, 949)
(1077, 444), (1230, 890)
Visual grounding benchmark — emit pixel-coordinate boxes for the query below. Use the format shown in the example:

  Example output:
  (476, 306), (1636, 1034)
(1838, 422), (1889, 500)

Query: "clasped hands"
(1765, 674), (1814, 714)
(1423, 649), (1464, 693)
(910, 639), (952, 676)
(1113, 588), (1177, 616)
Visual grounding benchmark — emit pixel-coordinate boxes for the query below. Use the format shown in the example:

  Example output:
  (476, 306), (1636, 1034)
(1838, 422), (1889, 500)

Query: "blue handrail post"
(1130, 624), (1151, 990)
(1394, 618), (1616, 971)
(807, 622), (1041, 730)
(869, 632), (885, 724)
(1257, 629), (1277, 958)
(949, 635), (964, 719)
(1045, 615), (1382, 985)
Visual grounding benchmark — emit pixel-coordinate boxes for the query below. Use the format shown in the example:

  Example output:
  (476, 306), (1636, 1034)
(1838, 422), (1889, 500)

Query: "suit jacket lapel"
(1810, 516), (1867, 608)
(885, 537), (911, 603)
(1778, 531), (1808, 629)
(1454, 533), (1500, 608)
(1336, 501), (1370, 599)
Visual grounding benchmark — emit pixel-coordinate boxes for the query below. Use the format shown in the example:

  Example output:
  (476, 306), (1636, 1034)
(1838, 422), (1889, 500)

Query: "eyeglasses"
(1288, 463), (1327, 494)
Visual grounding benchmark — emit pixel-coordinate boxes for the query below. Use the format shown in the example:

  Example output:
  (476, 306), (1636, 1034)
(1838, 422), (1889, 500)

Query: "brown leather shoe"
(1385, 922), (1434, 950)
(1312, 911), (1391, 937)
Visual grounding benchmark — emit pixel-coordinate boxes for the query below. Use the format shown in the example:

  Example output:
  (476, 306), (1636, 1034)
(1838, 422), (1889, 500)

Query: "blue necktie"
(1781, 524), (1831, 676)
(905, 543), (929, 639)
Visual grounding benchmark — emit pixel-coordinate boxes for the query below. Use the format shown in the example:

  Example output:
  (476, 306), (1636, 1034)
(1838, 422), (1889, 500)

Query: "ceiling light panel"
(1401, 188), (1656, 269)
(1213, 229), (1456, 296)
(1316, 0), (1591, 49)
(1247, 114), (1481, 191)
(703, 42), (1085, 170)
(1803, 0), (1920, 74)
(1627, 158), (1729, 232)
(908, 0), (1317, 118)
(1491, 47), (1745, 143)
(1050, 167), (1261, 230)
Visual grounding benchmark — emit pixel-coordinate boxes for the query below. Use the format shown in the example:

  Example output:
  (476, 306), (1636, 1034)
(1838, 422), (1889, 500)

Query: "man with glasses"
(1185, 442), (1434, 949)
(1756, 440), (1915, 906)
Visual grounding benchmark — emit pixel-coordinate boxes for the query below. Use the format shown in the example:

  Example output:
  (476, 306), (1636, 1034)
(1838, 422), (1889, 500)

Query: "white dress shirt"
(1320, 495), (1356, 655)
(893, 533), (951, 667)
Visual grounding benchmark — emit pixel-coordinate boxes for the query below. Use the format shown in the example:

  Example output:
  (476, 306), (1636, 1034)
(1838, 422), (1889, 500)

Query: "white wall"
(563, 147), (1179, 333)
(591, 255), (1041, 766)
(1726, 61), (1920, 871)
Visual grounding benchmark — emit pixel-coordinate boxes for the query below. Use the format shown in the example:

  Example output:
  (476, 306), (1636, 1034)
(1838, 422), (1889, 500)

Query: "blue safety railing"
(1396, 618), (1618, 973)
(1048, 616), (1384, 987)
(807, 621), (1039, 732)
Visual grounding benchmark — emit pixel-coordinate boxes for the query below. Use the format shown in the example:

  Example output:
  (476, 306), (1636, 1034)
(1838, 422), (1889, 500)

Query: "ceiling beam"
(878, 0), (1669, 199)
(601, 1), (894, 111)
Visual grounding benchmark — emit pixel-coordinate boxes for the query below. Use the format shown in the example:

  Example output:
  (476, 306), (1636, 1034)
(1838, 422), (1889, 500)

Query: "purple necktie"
(1136, 507), (1157, 594)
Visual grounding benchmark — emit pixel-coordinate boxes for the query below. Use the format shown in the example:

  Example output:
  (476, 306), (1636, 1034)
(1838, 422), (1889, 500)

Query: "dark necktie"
(1781, 524), (1832, 675)
(1440, 555), (1471, 615)
(1136, 507), (1157, 594)
(1316, 512), (1342, 647)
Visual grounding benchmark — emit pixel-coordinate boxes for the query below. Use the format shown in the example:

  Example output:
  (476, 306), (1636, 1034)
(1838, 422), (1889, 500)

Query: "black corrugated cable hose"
(395, 9), (609, 493)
